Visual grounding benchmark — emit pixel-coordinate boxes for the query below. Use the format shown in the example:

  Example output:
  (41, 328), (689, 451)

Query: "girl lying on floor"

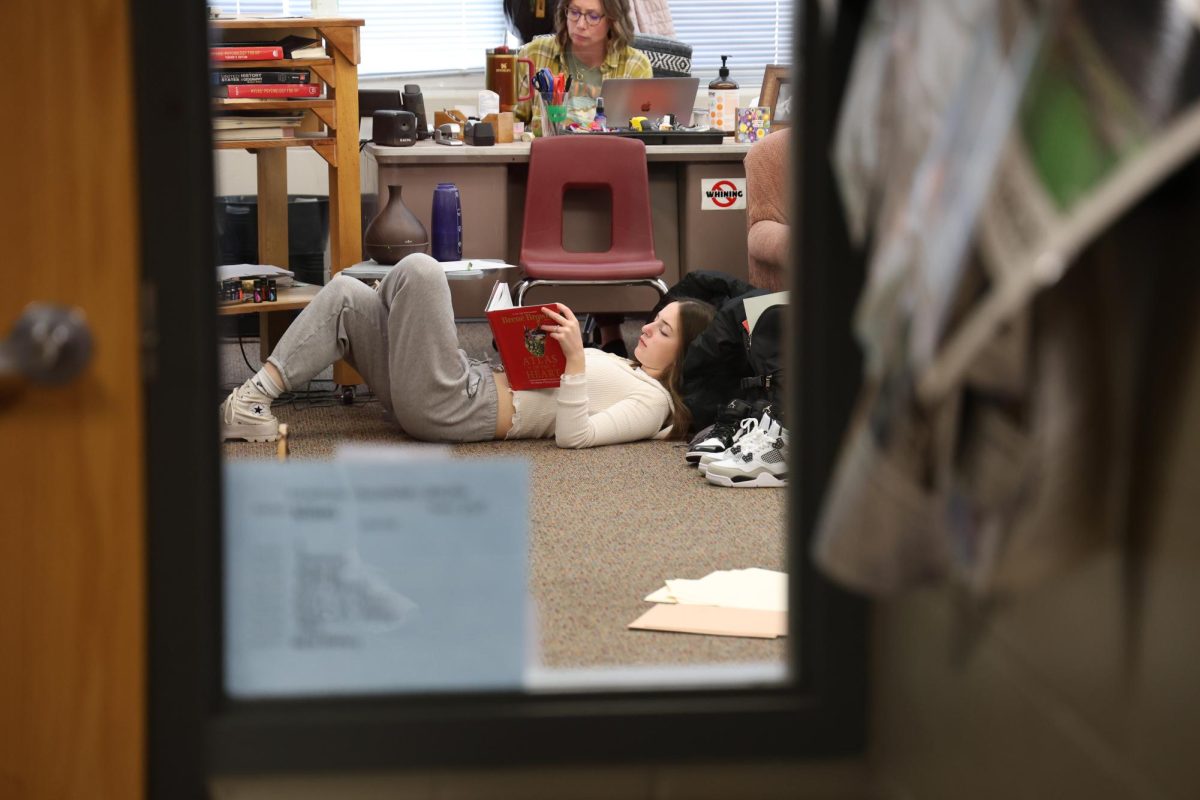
(220, 253), (715, 448)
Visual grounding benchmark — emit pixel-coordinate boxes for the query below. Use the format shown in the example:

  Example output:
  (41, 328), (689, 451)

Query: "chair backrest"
(631, 34), (693, 77)
(520, 135), (657, 271)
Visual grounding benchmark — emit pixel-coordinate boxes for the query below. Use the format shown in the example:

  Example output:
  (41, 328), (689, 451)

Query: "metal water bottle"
(430, 182), (463, 262)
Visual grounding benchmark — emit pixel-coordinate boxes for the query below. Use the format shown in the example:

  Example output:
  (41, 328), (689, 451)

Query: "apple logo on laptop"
(641, 101), (652, 112)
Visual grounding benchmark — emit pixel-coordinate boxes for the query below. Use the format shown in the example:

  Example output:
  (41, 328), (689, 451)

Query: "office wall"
(867, 228), (1200, 799)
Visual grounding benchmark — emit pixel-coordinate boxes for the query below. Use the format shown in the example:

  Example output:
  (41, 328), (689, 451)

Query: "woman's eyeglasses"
(565, 7), (606, 26)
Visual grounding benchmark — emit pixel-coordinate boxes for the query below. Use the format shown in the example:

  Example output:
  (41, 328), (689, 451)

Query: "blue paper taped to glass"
(222, 457), (529, 698)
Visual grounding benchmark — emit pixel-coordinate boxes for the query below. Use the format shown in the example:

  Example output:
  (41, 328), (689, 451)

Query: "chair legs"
(514, 278), (670, 307)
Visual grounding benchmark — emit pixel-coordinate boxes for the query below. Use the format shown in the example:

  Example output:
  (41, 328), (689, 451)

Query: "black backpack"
(653, 271), (786, 432)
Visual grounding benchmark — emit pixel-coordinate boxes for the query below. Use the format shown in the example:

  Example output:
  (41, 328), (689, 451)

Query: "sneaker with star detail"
(220, 377), (280, 442)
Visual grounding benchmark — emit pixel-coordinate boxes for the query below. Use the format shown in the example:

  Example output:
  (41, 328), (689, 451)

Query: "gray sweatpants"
(267, 253), (499, 442)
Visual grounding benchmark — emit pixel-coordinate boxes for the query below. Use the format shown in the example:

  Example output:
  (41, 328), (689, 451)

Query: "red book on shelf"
(484, 281), (565, 390)
(217, 84), (323, 99)
(210, 45), (285, 61)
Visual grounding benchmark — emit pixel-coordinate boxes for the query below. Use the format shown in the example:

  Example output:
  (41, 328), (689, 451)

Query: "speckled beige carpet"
(220, 333), (789, 671)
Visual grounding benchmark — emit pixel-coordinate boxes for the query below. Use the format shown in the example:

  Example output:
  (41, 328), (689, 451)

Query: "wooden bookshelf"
(210, 17), (365, 385)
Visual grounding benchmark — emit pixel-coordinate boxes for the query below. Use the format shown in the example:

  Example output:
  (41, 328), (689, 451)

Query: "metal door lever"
(0, 303), (94, 391)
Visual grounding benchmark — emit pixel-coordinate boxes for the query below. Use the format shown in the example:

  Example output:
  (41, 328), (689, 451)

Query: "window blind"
(208, 1), (508, 76)
(208, 2), (794, 84)
(669, 0), (795, 84)
(339, 1), (507, 75)
(209, 0), (309, 19)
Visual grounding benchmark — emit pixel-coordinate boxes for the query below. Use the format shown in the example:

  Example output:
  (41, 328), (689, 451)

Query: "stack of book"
(210, 36), (325, 100)
(213, 113), (305, 142)
(211, 36), (326, 141)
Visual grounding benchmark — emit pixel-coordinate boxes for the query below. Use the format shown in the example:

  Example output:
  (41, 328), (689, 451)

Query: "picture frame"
(759, 64), (793, 129)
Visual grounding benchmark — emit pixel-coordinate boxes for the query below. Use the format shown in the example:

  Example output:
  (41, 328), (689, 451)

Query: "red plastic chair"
(515, 135), (669, 306)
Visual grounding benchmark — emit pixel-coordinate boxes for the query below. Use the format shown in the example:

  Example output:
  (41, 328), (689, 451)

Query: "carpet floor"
(219, 332), (789, 672)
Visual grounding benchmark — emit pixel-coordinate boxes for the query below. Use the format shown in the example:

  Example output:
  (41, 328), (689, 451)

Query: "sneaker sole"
(697, 452), (732, 474)
(685, 449), (725, 466)
(704, 470), (787, 488)
(222, 423), (279, 443)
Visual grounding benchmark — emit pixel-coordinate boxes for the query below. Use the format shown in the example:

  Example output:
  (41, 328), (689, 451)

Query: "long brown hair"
(554, 0), (637, 56)
(639, 299), (715, 439)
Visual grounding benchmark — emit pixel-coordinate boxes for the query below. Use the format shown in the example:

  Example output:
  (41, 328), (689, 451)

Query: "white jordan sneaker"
(697, 409), (777, 475)
(704, 418), (789, 488)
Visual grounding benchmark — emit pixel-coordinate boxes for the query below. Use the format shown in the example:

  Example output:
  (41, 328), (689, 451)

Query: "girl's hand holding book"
(541, 304), (585, 375)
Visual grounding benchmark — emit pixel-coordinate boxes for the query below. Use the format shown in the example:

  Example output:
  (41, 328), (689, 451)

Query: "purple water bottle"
(430, 182), (463, 261)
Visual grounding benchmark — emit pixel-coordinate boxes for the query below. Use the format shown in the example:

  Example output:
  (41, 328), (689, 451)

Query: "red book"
(216, 84), (322, 99)
(485, 281), (566, 390)
(210, 45), (285, 62)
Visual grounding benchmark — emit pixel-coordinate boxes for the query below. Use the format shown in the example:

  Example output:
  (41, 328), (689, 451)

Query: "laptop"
(599, 77), (701, 128)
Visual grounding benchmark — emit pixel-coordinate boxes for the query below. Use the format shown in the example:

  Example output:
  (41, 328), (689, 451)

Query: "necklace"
(565, 50), (602, 89)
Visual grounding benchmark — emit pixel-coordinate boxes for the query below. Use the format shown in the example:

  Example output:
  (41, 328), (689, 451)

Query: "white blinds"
(208, 2), (795, 84)
(338, 1), (507, 75)
(209, 1), (310, 18)
(669, 0), (795, 84)
(208, 1), (508, 76)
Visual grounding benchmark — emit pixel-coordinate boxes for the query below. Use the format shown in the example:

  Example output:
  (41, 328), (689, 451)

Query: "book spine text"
(212, 70), (311, 85)
(210, 46), (285, 62)
(218, 84), (323, 99)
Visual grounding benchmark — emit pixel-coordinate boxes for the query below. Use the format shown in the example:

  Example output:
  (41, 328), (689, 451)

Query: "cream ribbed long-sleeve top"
(506, 349), (672, 448)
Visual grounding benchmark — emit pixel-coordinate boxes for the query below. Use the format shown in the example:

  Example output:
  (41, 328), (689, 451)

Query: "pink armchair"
(744, 128), (793, 291)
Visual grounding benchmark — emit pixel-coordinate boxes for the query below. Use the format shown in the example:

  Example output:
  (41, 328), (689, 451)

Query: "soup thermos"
(431, 183), (462, 262)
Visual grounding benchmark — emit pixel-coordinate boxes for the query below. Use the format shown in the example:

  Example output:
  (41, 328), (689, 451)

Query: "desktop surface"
(368, 138), (749, 164)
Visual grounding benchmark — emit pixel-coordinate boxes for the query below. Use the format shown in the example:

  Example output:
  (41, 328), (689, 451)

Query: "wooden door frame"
(139, 2), (869, 795)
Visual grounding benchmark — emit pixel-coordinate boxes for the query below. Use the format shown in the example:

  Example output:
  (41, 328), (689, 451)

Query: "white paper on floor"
(642, 568), (787, 613)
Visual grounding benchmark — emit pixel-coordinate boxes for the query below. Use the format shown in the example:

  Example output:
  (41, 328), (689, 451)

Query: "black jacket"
(655, 271), (770, 431)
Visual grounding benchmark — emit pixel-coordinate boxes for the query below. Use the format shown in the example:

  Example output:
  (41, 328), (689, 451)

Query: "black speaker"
(402, 83), (431, 140)
(372, 109), (417, 147)
(358, 89), (404, 119)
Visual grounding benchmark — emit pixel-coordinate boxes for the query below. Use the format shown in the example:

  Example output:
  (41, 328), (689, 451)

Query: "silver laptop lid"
(599, 77), (701, 128)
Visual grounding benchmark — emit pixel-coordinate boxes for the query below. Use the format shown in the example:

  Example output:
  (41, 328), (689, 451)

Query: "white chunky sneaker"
(220, 378), (280, 442)
(697, 408), (776, 475)
(705, 422), (789, 488)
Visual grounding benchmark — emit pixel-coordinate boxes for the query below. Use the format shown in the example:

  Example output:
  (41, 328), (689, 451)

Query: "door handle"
(0, 303), (94, 395)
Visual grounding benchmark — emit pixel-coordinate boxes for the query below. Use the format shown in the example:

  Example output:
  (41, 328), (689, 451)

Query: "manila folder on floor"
(627, 604), (787, 639)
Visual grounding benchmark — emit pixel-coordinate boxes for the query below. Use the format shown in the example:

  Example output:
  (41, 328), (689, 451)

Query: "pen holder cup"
(534, 93), (568, 136)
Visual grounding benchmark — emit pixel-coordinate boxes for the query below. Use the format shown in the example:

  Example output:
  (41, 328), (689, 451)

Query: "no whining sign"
(700, 177), (747, 210)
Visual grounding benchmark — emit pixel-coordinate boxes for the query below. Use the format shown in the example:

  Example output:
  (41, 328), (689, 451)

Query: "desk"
(365, 139), (752, 313)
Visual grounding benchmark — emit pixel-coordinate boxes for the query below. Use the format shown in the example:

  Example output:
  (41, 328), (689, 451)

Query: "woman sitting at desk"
(515, 0), (651, 132)
(220, 253), (715, 448)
